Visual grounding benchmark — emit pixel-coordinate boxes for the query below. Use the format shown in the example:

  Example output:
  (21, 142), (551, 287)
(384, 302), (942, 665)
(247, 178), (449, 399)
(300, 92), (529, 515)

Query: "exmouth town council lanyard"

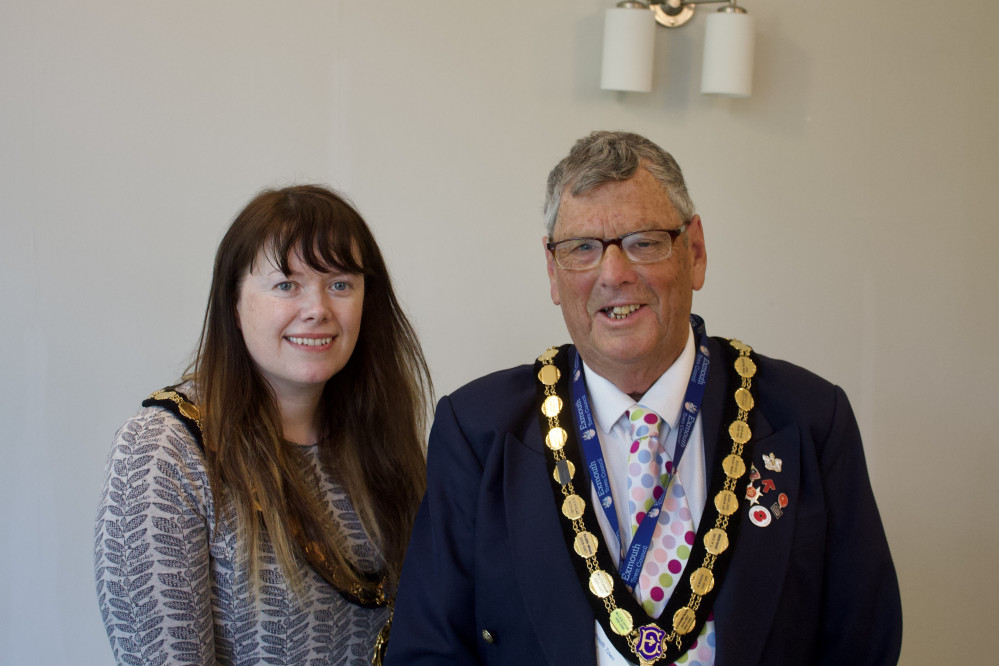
(568, 315), (710, 589)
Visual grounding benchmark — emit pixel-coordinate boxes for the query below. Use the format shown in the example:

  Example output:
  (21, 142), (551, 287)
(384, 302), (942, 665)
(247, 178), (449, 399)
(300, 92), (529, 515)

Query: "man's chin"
(584, 341), (662, 371)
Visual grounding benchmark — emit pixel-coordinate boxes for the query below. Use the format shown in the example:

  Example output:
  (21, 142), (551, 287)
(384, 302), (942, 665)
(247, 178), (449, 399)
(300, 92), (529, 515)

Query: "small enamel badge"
(763, 452), (782, 472)
(749, 464), (761, 481)
(634, 624), (667, 662)
(770, 492), (790, 520)
(744, 483), (760, 505)
(749, 505), (772, 527)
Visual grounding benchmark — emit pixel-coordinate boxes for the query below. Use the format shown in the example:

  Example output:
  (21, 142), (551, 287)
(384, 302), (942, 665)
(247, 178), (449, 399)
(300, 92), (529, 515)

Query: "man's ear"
(544, 237), (561, 305)
(687, 215), (707, 291)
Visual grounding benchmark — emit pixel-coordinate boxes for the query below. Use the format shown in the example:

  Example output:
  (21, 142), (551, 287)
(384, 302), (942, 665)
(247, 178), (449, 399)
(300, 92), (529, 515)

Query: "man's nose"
(598, 244), (637, 285)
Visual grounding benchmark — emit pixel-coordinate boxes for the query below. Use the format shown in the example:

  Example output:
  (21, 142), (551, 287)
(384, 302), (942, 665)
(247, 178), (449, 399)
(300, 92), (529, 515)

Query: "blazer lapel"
(700, 337), (730, 475)
(701, 338), (802, 666)
(713, 424), (800, 665)
(504, 427), (597, 666)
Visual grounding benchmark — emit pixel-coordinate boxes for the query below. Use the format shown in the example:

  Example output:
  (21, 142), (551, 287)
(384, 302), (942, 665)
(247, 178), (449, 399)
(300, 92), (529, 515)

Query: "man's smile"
(601, 304), (642, 320)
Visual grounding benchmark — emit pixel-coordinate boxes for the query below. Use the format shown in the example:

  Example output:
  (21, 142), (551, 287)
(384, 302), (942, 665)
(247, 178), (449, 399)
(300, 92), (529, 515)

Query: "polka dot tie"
(626, 405), (716, 665)
(625, 405), (668, 539)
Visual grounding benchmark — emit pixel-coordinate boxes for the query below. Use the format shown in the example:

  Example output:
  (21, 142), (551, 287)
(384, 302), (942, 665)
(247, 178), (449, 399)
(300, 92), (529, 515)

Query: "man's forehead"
(555, 174), (679, 235)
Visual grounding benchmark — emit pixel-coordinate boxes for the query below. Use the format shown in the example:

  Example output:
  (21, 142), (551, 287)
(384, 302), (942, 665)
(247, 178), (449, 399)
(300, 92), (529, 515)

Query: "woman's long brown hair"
(193, 185), (431, 594)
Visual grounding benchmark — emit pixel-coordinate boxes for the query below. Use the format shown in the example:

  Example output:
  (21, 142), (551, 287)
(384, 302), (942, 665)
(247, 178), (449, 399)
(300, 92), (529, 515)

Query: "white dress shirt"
(584, 326), (708, 665)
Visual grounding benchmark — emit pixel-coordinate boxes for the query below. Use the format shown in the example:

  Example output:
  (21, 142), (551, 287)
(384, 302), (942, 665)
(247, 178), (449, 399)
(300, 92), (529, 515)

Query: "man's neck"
(579, 329), (698, 443)
(585, 359), (673, 399)
(584, 340), (692, 401)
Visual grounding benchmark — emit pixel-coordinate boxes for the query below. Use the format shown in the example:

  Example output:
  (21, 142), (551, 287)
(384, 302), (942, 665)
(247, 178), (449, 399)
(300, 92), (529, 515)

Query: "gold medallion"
(538, 348), (559, 362)
(589, 570), (615, 598)
(609, 608), (634, 635)
(541, 395), (563, 418)
(573, 531), (599, 558)
(179, 402), (201, 421)
(151, 390), (172, 400)
(728, 420), (751, 444)
(735, 387), (754, 411)
(672, 606), (697, 635)
(734, 356), (757, 378)
(562, 494), (585, 520)
(553, 459), (575, 485)
(538, 364), (561, 386)
(704, 528), (729, 555)
(546, 427), (568, 451)
(729, 339), (749, 353)
(722, 454), (746, 479)
(714, 490), (739, 516)
(689, 567), (715, 596)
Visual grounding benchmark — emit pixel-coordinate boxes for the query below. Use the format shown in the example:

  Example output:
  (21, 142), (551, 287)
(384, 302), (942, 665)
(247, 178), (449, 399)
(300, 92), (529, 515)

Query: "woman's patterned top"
(94, 397), (390, 666)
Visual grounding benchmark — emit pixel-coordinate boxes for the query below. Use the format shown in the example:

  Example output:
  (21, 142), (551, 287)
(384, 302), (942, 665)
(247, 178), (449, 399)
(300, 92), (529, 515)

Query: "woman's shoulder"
(101, 382), (216, 518)
(108, 381), (207, 472)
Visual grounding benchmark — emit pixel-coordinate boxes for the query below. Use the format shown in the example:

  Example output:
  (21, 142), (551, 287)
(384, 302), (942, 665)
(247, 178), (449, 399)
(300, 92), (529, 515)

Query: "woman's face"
(235, 246), (364, 406)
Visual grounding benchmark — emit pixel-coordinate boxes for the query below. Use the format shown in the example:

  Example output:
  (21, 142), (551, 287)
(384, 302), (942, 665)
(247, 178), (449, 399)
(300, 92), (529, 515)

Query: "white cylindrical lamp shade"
(700, 12), (755, 97)
(601, 6), (656, 93)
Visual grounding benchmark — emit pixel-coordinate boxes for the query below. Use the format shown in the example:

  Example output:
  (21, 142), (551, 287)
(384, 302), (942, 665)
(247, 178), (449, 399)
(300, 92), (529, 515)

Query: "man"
(386, 131), (902, 665)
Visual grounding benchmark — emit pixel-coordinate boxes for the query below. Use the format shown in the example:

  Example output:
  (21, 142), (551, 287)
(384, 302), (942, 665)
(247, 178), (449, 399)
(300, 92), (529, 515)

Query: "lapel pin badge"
(749, 505), (772, 528)
(769, 492), (790, 520)
(763, 452), (783, 473)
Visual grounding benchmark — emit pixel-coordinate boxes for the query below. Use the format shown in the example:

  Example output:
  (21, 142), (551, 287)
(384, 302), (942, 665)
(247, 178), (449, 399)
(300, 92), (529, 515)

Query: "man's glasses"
(546, 225), (687, 271)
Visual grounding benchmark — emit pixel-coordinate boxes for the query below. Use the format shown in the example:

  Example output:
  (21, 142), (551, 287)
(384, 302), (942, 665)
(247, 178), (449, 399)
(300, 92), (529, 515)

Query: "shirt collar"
(581, 324), (696, 434)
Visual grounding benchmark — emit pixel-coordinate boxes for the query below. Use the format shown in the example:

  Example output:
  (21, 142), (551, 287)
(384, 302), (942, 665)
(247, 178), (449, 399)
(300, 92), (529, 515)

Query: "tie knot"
(627, 404), (663, 444)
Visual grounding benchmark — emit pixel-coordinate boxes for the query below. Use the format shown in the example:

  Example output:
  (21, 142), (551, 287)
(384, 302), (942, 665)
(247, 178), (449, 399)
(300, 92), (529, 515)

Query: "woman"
(94, 185), (431, 665)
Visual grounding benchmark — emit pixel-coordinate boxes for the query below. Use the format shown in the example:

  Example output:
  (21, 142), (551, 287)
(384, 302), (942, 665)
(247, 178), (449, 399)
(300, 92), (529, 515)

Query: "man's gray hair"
(543, 131), (696, 237)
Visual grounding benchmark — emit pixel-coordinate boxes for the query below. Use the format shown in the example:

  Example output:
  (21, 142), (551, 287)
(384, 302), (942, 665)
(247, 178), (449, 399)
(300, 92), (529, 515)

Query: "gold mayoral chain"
(534, 340), (757, 665)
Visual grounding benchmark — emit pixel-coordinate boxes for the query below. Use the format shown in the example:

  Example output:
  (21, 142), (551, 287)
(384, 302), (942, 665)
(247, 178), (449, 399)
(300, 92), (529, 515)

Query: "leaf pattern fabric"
(94, 398), (389, 665)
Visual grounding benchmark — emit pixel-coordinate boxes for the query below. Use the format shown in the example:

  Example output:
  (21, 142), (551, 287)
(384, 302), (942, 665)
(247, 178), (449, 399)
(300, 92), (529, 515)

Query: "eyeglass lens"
(555, 230), (675, 270)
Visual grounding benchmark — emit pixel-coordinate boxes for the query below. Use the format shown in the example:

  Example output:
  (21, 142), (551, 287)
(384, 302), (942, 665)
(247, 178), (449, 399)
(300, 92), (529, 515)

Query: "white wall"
(2, 1), (996, 663)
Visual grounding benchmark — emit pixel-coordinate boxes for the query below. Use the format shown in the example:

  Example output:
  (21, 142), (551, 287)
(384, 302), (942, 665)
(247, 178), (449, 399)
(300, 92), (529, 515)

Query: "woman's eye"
(332, 281), (350, 292)
(275, 281), (295, 292)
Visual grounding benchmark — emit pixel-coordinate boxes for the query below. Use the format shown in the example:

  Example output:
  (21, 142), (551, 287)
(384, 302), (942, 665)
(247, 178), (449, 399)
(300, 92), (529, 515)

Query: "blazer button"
(481, 629), (495, 644)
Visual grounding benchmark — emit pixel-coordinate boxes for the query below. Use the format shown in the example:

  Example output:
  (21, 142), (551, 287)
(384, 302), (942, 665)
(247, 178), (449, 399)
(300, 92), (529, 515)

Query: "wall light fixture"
(601, 0), (755, 97)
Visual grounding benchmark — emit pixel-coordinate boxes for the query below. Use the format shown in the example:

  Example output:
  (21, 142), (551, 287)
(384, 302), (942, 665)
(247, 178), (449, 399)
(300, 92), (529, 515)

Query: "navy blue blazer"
(387, 337), (902, 665)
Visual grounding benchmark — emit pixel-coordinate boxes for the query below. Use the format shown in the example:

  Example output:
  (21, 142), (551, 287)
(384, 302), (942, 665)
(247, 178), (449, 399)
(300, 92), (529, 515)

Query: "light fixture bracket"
(651, 1), (695, 28)
(649, 0), (746, 28)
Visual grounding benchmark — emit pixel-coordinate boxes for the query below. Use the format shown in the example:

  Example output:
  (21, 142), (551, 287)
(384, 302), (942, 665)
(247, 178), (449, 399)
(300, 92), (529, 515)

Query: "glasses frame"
(545, 224), (688, 271)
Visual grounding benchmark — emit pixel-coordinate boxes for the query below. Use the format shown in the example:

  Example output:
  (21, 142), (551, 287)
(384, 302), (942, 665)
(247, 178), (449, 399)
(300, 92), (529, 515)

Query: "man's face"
(545, 168), (706, 395)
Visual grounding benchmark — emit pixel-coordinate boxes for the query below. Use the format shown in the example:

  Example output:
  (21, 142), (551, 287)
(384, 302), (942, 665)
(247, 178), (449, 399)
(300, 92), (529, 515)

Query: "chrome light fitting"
(601, 0), (755, 97)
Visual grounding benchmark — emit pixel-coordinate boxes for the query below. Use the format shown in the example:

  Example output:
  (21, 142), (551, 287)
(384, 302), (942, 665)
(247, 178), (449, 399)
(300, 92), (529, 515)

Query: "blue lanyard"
(569, 315), (710, 589)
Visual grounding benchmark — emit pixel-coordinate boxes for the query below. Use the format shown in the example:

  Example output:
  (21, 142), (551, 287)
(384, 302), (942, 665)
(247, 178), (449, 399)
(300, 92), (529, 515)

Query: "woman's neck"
(276, 390), (322, 446)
